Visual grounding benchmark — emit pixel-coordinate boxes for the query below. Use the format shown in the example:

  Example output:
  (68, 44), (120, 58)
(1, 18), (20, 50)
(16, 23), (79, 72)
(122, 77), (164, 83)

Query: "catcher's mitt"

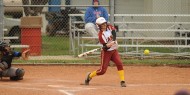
(22, 49), (30, 60)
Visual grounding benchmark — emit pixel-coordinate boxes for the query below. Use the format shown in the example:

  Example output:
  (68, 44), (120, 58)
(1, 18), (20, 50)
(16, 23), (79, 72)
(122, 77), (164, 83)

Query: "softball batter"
(84, 17), (126, 87)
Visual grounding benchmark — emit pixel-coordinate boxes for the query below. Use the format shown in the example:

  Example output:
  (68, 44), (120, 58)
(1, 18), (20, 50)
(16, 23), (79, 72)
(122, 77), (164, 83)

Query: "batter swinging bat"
(78, 48), (100, 57)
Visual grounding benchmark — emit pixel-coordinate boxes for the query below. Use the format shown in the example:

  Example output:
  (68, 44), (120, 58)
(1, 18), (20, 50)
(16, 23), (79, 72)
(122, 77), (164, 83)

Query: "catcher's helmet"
(0, 41), (10, 51)
(0, 41), (9, 47)
(96, 17), (107, 25)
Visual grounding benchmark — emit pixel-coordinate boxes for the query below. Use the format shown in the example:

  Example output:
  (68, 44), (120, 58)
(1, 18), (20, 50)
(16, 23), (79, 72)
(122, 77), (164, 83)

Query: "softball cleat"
(85, 72), (92, 85)
(120, 81), (126, 87)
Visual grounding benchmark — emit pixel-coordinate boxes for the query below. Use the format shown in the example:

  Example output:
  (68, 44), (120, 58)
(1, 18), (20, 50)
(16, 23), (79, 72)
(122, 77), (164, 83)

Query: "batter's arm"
(103, 41), (116, 50)
(102, 43), (110, 50)
(112, 30), (116, 41)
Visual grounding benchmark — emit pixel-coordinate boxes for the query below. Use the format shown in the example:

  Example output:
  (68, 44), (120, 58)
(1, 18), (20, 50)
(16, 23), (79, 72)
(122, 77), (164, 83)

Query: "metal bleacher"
(3, 29), (29, 49)
(69, 14), (190, 57)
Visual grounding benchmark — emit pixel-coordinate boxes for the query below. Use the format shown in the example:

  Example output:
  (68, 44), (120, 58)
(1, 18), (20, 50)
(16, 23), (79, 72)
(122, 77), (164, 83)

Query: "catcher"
(84, 17), (126, 87)
(0, 41), (30, 80)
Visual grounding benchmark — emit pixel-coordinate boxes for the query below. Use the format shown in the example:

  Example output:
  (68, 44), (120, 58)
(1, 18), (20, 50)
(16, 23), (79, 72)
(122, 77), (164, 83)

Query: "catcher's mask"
(0, 41), (10, 51)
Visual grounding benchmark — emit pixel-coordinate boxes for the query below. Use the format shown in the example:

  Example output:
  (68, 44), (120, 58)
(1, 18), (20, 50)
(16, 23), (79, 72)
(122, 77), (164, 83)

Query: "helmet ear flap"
(96, 24), (100, 29)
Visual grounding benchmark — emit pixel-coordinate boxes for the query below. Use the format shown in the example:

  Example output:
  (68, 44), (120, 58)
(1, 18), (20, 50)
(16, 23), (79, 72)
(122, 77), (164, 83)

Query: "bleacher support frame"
(69, 14), (190, 57)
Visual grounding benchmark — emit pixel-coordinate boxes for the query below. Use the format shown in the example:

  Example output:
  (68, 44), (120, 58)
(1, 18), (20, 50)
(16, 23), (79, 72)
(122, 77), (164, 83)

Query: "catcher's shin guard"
(10, 68), (25, 81)
(0, 62), (8, 79)
(16, 68), (25, 77)
(0, 62), (8, 71)
(0, 71), (2, 79)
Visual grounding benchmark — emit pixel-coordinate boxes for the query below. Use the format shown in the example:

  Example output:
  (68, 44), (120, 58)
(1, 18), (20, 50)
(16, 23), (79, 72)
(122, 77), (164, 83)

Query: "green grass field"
(42, 36), (70, 55)
(12, 36), (190, 65)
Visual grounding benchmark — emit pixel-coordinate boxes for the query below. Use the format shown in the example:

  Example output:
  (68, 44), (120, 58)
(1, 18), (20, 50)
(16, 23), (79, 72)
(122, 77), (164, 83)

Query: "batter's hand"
(111, 41), (118, 50)
(22, 49), (30, 60)
(107, 41), (116, 48)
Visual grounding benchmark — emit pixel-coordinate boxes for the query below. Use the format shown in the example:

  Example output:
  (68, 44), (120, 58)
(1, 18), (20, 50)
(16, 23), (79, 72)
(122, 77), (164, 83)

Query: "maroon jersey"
(98, 24), (118, 51)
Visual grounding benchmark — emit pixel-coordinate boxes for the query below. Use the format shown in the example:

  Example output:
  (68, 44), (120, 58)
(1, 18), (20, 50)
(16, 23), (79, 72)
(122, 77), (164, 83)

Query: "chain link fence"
(1, 0), (190, 63)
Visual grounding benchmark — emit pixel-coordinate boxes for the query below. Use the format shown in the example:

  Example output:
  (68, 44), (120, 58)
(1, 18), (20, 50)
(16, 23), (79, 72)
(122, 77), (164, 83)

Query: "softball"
(144, 49), (150, 55)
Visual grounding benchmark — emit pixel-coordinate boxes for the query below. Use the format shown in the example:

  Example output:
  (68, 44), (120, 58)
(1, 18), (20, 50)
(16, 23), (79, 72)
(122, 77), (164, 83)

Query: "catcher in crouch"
(84, 17), (126, 87)
(0, 41), (29, 80)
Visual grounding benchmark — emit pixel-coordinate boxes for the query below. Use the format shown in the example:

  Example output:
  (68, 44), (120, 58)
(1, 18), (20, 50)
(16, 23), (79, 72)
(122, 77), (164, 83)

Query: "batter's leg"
(111, 50), (126, 87)
(84, 50), (111, 85)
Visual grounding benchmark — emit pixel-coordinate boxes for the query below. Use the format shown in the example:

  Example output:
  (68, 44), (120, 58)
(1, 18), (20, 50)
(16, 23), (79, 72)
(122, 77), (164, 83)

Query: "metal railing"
(69, 14), (190, 57)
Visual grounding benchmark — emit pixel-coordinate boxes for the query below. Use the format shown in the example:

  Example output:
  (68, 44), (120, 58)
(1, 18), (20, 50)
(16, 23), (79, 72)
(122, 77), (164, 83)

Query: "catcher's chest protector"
(1, 52), (14, 68)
